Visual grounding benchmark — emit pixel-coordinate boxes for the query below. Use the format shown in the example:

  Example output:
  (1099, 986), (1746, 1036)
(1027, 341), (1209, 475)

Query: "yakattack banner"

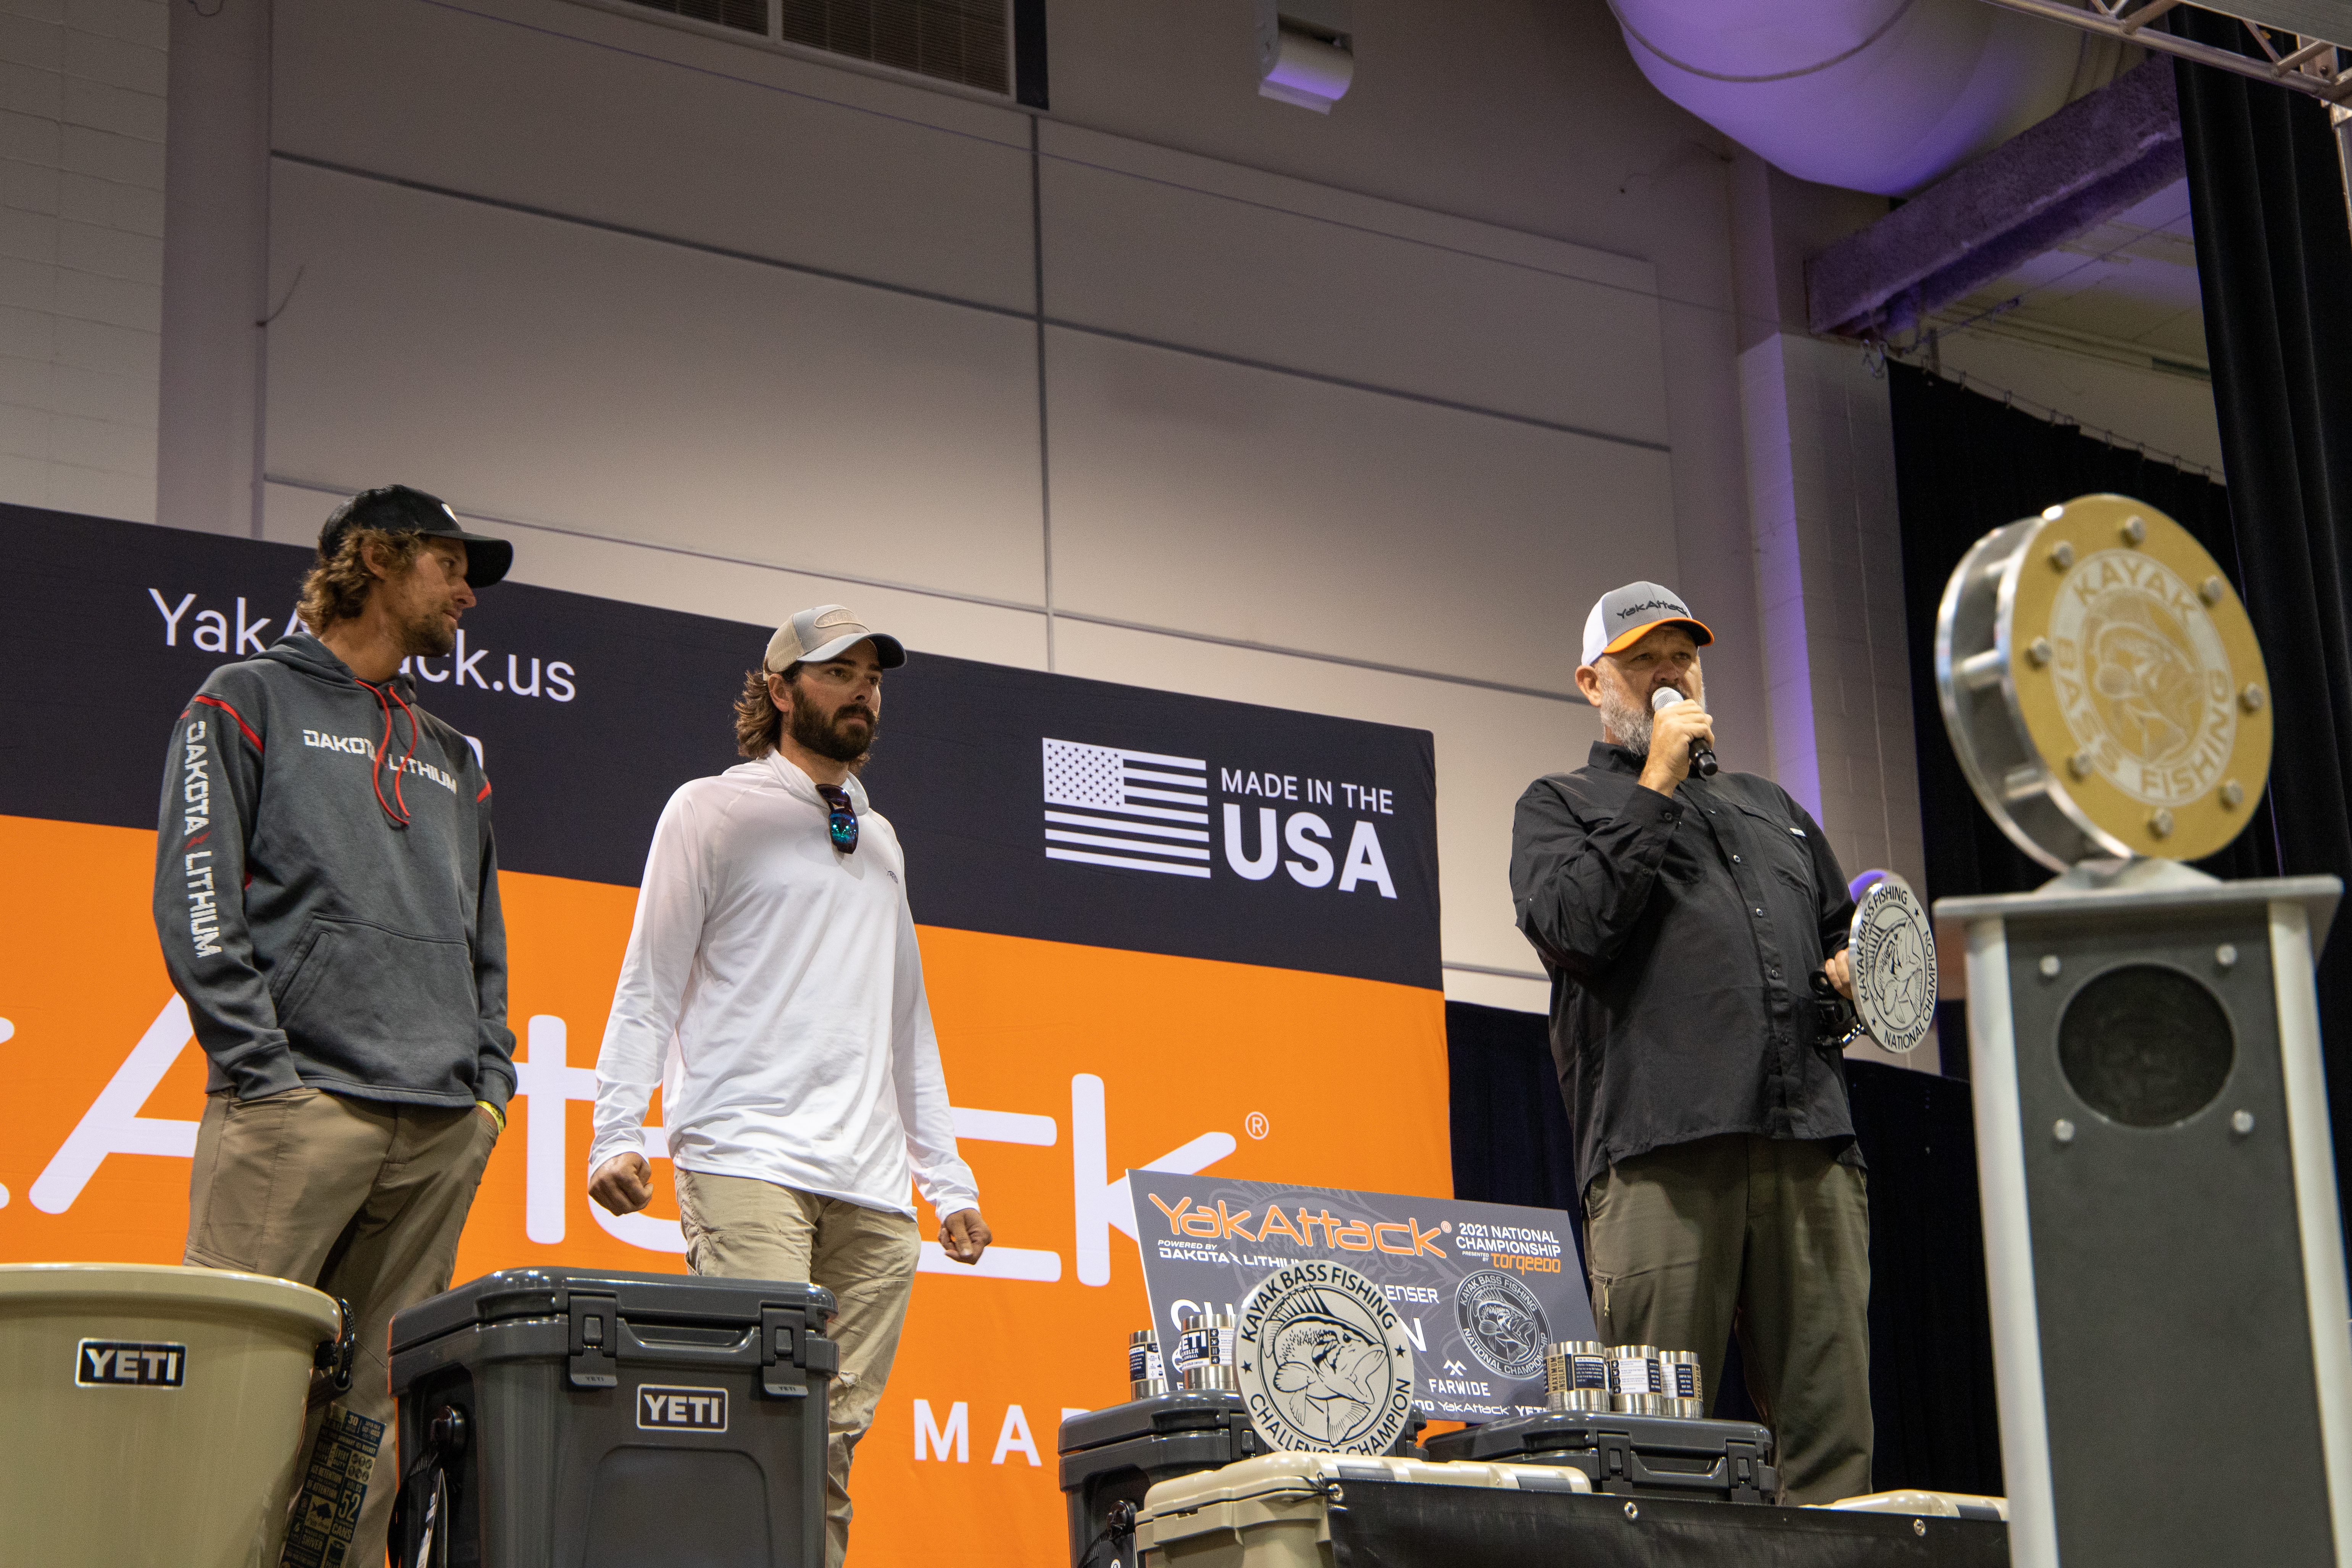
(1134, 1172), (1597, 1422)
(0, 504), (1449, 1568)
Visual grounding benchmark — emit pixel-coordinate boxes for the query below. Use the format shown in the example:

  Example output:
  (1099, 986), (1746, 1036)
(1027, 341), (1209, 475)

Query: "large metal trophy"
(1933, 494), (2352, 1568)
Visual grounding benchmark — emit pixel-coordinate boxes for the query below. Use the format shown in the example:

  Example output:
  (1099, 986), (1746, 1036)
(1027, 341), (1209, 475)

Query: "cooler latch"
(566, 1291), (619, 1389)
(1726, 1440), (1764, 1504)
(761, 1306), (840, 1397)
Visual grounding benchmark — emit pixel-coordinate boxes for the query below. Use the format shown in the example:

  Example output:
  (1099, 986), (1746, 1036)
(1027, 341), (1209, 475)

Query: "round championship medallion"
(1848, 876), (1936, 1055)
(1235, 1261), (1416, 1456)
(1452, 1270), (1549, 1381)
(1936, 493), (2271, 869)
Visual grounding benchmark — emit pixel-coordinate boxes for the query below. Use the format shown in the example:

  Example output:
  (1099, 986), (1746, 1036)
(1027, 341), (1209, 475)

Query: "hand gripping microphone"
(1652, 686), (1719, 779)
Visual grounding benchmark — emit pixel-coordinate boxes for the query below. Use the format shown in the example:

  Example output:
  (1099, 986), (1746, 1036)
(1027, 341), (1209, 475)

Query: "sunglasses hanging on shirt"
(817, 784), (859, 854)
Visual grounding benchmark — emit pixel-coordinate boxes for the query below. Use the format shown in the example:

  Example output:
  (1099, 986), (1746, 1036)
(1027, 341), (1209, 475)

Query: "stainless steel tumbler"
(1129, 1328), (1168, 1400)
(1545, 1339), (1612, 1413)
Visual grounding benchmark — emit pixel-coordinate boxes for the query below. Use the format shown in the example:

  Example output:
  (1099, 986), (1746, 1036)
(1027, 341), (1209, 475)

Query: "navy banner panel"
(4, 506), (1439, 988)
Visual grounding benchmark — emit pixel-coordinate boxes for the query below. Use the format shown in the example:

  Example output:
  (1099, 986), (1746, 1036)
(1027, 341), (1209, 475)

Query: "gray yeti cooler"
(387, 1267), (837, 1568)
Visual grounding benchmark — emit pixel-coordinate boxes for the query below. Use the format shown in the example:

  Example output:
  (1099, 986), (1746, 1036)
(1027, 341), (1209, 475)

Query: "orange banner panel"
(1, 814), (1450, 1566)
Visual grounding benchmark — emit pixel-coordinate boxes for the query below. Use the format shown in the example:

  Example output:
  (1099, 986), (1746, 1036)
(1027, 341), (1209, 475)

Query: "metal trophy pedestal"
(1930, 495), (2352, 1566)
(1942, 866), (2351, 1568)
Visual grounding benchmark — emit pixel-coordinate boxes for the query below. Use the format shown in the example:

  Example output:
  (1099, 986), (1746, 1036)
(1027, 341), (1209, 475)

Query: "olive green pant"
(1583, 1132), (1873, 1504)
(674, 1169), (920, 1568)
(185, 1086), (498, 1568)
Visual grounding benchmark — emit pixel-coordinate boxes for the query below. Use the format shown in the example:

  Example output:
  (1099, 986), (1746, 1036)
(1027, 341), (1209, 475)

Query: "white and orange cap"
(764, 604), (907, 672)
(1580, 582), (1714, 666)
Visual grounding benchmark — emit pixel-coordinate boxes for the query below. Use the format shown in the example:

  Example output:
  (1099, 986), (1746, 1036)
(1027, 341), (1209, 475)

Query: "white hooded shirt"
(588, 752), (978, 1219)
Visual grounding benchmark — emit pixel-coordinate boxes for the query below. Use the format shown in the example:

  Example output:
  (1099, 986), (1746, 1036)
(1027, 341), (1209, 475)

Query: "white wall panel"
(1045, 326), (1677, 696)
(262, 480), (1052, 674)
(272, 0), (1036, 311)
(263, 160), (1046, 606)
(1040, 121), (1668, 443)
(1053, 617), (1598, 987)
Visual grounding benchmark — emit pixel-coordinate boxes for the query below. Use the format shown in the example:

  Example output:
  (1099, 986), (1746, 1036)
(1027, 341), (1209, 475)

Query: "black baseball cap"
(317, 485), (514, 589)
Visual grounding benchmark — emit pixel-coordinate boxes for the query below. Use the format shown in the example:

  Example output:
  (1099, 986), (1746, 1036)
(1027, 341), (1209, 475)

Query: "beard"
(792, 699), (877, 764)
(398, 599), (459, 660)
(1598, 687), (1654, 757)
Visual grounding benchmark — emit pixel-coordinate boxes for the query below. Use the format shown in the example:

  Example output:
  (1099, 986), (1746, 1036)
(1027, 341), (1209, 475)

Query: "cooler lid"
(388, 1267), (835, 1355)
(0, 1262), (341, 1341)
(1138, 1452), (1586, 1523)
(1057, 1392), (1248, 1455)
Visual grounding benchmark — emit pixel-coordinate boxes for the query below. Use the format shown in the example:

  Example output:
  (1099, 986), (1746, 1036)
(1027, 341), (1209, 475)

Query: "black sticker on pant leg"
(280, 1404), (385, 1568)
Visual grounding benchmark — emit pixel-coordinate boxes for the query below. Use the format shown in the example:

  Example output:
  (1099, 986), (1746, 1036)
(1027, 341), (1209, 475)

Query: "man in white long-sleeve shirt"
(587, 603), (990, 1567)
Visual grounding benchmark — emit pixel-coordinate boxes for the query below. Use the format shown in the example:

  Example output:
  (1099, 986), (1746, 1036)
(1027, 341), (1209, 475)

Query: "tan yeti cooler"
(0, 1262), (345, 1567)
(1134, 1452), (1592, 1568)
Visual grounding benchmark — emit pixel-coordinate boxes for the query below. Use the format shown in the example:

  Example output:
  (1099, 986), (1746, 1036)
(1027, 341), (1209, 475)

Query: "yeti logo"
(1452, 1270), (1549, 1381)
(1235, 1261), (1414, 1456)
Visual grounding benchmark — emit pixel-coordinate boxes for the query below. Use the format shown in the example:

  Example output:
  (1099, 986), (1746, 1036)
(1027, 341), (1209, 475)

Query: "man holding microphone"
(1509, 581), (1870, 1503)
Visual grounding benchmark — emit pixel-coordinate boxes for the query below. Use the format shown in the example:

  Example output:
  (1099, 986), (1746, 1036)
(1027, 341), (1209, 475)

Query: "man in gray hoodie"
(154, 485), (516, 1566)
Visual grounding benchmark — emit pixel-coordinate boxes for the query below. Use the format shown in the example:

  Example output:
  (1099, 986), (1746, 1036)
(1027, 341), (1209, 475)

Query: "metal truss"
(1972, 0), (2349, 102)
(1973, 0), (2352, 230)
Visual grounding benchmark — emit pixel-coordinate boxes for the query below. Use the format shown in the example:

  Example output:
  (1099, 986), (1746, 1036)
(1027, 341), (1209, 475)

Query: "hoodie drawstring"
(356, 677), (423, 828)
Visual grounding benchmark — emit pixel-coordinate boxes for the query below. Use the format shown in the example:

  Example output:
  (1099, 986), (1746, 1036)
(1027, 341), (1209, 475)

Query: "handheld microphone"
(1653, 686), (1719, 778)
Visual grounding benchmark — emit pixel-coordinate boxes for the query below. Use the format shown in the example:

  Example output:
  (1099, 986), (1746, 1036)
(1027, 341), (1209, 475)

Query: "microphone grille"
(1651, 687), (1685, 714)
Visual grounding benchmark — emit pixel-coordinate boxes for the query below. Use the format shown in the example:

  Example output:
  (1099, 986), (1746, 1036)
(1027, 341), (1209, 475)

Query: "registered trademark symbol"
(1441, 1221), (1452, 1232)
(1245, 1111), (1270, 1139)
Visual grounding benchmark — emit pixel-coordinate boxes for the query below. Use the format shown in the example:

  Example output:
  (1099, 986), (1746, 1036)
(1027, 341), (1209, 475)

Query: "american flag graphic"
(1041, 738), (1212, 878)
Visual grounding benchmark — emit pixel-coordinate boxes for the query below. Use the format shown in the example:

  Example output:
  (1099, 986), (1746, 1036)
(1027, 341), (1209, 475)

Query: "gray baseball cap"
(1581, 581), (1713, 665)
(763, 604), (907, 672)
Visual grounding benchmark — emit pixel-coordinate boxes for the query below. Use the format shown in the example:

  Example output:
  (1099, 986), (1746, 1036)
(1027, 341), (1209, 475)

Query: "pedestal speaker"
(1934, 494), (2352, 1566)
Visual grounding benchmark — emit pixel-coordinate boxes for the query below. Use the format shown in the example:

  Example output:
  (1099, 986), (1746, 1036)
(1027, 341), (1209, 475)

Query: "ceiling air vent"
(781, 0), (1010, 94)
(628, 0), (770, 36)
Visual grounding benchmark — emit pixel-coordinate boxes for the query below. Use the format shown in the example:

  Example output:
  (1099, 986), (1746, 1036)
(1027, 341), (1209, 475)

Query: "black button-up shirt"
(1510, 743), (1861, 1194)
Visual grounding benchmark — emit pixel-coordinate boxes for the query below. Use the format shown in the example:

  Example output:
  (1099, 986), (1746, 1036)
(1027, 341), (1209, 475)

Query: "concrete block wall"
(0, 0), (164, 522)
(1741, 329), (1933, 1069)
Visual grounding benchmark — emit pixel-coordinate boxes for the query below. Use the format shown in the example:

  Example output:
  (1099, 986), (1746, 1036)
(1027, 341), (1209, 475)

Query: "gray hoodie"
(152, 632), (515, 1109)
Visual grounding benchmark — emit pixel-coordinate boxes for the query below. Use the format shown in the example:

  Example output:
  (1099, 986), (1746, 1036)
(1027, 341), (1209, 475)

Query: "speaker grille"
(2058, 963), (2234, 1127)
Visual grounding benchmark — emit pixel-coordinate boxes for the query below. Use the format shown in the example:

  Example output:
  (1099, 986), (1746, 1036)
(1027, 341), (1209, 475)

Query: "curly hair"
(296, 527), (430, 634)
(733, 664), (803, 759)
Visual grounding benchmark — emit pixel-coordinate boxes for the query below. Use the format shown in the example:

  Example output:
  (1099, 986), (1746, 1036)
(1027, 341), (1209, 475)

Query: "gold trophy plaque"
(1934, 493), (2272, 870)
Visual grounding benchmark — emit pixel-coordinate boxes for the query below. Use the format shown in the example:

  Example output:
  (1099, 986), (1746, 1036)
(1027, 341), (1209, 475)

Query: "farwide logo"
(1040, 738), (1399, 897)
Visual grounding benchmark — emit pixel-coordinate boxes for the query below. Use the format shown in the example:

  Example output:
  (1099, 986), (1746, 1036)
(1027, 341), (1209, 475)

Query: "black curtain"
(1447, 1001), (1999, 1490)
(1886, 366), (2281, 1073)
(2170, 12), (2352, 1228)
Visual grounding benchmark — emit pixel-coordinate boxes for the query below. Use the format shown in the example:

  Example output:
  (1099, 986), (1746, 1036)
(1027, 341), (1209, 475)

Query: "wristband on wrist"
(476, 1099), (506, 1131)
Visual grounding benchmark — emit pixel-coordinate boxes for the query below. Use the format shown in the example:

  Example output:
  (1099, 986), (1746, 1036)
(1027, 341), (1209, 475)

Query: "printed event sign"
(1, 505), (1451, 1568)
(1132, 1172), (1596, 1422)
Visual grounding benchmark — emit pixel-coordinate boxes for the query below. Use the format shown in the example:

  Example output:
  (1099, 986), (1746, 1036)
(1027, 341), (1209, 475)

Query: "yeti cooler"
(1060, 1393), (1429, 1568)
(1135, 1451), (2009, 1568)
(0, 1262), (345, 1568)
(1133, 1452), (1590, 1568)
(387, 1267), (836, 1568)
(1421, 1408), (1780, 1502)
(1059, 1393), (1269, 1568)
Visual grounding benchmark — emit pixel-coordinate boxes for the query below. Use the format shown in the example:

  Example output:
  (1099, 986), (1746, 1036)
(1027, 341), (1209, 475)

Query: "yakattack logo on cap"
(1612, 595), (1687, 625)
(1235, 1260), (1415, 1455)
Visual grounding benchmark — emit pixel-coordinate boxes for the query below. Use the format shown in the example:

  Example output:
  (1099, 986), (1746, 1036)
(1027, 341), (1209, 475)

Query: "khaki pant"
(185, 1087), (497, 1568)
(1583, 1132), (1873, 1504)
(675, 1169), (920, 1568)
